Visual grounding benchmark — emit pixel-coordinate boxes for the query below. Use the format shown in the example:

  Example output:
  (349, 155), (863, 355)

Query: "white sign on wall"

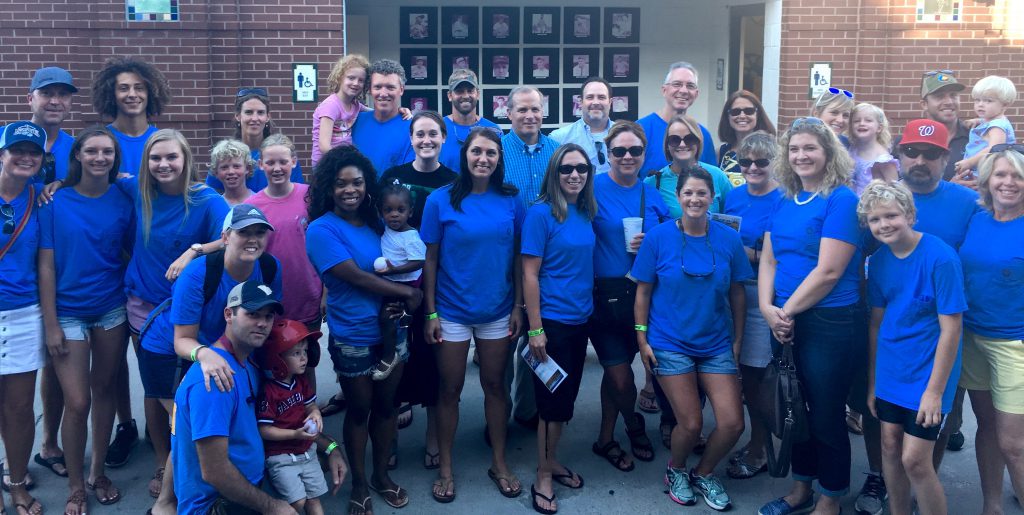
(292, 63), (318, 103)
(809, 62), (832, 99)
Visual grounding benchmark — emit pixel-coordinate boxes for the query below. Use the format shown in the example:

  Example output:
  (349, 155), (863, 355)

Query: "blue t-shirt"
(351, 112), (414, 174)
(768, 186), (862, 308)
(141, 254), (283, 355)
(959, 211), (1024, 339)
(120, 177), (231, 304)
(964, 117), (1015, 160)
(636, 113), (717, 174)
(173, 345), (263, 515)
(420, 185), (525, 325)
(39, 186), (134, 317)
(867, 234), (967, 412)
(631, 219), (753, 356)
(440, 117), (501, 172)
(108, 124), (158, 177)
(205, 148), (304, 193)
(306, 212), (383, 345)
(520, 203), (595, 325)
(724, 184), (784, 253)
(592, 173), (670, 279)
(0, 185), (40, 311)
(912, 181), (979, 250)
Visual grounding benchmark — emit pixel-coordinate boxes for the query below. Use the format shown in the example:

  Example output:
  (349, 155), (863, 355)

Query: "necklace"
(793, 191), (819, 206)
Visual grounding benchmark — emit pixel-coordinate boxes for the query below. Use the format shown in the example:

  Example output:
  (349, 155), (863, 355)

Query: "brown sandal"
(64, 489), (88, 515)
(148, 467), (164, 498)
(88, 475), (122, 505)
(487, 468), (522, 498)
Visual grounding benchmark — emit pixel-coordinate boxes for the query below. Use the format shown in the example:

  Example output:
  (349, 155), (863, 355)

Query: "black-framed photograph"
(603, 47), (639, 83)
(609, 86), (638, 121)
(400, 6), (438, 45)
(440, 48), (479, 81)
(523, 48), (559, 85)
(404, 90), (439, 113)
(604, 7), (640, 44)
(442, 6), (479, 45)
(400, 49), (438, 86)
(482, 48), (519, 85)
(538, 88), (560, 125)
(483, 89), (512, 123)
(562, 48), (599, 84)
(562, 89), (583, 124)
(564, 7), (600, 44)
(523, 7), (560, 45)
(482, 7), (520, 45)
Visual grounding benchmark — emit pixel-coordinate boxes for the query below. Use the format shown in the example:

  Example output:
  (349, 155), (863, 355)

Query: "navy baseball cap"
(30, 67), (78, 93)
(0, 121), (47, 151)
(221, 203), (275, 232)
(226, 281), (283, 314)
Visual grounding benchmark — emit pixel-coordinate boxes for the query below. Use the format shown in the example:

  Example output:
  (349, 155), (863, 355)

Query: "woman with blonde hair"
(811, 87), (856, 147)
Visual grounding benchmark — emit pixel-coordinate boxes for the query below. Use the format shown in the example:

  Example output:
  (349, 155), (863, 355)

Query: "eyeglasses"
(729, 107), (757, 117)
(790, 117), (826, 130)
(739, 158), (771, 168)
(237, 87), (268, 97)
(990, 143), (1024, 154)
(666, 81), (698, 91)
(827, 87), (853, 98)
(680, 221), (716, 278)
(666, 134), (701, 148)
(558, 163), (591, 175)
(900, 145), (945, 160)
(924, 70), (955, 77)
(1, 204), (14, 235)
(594, 142), (606, 165)
(609, 146), (644, 158)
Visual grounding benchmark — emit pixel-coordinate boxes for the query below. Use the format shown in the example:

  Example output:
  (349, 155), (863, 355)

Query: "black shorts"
(589, 278), (638, 367)
(532, 319), (589, 422)
(875, 397), (944, 441)
(138, 346), (191, 400)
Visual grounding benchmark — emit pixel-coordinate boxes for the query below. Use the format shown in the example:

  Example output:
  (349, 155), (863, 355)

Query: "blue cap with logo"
(222, 203), (275, 232)
(226, 281), (283, 314)
(30, 67), (78, 93)
(0, 121), (47, 151)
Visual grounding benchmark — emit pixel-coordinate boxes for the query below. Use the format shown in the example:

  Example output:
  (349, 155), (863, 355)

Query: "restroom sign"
(292, 63), (318, 103)
(809, 62), (832, 99)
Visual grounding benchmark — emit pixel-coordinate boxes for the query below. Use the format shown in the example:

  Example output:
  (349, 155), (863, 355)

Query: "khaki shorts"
(959, 330), (1024, 414)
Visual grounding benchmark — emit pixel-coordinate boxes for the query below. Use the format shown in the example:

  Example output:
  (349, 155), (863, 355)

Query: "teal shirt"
(644, 164), (734, 217)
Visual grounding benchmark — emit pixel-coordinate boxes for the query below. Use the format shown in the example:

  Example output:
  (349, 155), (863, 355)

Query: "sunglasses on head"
(739, 158), (771, 168)
(924, 70), (955, 77)
(790, 117), (826, 130)
(990, 143), (1024, 154)
(237, 87), (268, 97)
(729, 107), (757, 117)
(0, 204), (13, 235)
(827, 87), (854, 98)
(558, 163), (591, 175)
(901, 145), (945, 160)
(666, 134), (700, 148)
(609, 146), (644, 158)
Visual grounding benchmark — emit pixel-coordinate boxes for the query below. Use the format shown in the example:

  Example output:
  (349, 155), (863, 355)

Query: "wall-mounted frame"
(610, 86), (638, 121)
(440, 48), (480, 83)
(483, 89), (512, 123)
(442, 6), (479, 45)
(563, 7), (600, 44)
(482, 48), (520, 85)
(562, 89), (583, 124)
(482, 6), (520, 45)
(603, 47), (639, 83)
(604, 7), (639, 44)
(523, 48), (560, 85)
(523, 7), (560, 45)
(538, 88), (561, 125)
(400, 49), (438, 86)
(404, 90), (440, 113)
(563, 48), (599, 84)
(401, 6), (438, 45)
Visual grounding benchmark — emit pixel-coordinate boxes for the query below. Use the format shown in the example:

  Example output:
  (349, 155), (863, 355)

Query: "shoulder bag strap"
(0, 185), (35, 262)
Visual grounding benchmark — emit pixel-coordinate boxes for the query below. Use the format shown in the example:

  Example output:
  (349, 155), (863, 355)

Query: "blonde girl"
(849, 103), (899, 194)
(312, 54), (371, 166)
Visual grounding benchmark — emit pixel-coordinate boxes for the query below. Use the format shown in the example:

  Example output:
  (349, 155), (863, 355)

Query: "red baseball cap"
(900, 119), (949, 150)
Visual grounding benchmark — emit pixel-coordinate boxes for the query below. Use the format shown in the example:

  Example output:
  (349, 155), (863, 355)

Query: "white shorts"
(439, 315), (510, 342)
(0, 304), (45, 375)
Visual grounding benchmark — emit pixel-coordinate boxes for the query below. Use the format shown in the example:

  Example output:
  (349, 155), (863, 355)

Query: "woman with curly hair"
(757, 117), (863, 515)
(91, 56), (172, 177)
(717, 90), (776, 181)
(305, 145), (422, 514)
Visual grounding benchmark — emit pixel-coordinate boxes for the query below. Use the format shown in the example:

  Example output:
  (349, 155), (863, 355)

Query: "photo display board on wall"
(399, 6), (640, 130)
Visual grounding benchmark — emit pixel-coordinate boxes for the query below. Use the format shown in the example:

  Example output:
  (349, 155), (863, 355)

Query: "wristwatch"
(190, 243), (204, 256)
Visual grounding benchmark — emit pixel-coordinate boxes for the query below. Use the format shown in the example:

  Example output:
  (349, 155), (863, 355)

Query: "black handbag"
(755, 342), (810, 478)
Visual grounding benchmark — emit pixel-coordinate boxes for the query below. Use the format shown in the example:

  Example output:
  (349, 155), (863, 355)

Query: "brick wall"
(779, 0), (1024, 135)
(0, 0), (344, 175)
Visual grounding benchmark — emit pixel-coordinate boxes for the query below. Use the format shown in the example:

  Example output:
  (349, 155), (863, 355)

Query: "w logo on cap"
(918, 124), (936, 137)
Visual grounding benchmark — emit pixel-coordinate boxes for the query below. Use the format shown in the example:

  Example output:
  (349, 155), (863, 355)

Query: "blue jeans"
(774, 303), (865, 497)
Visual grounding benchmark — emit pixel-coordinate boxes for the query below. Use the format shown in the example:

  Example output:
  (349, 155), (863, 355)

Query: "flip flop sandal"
(148, 467), (165, 498)
(591, 440), (634, 472)
(348, 495), (372, 515)
(320, 395), (348, 417)
(369, 481), (409, 509)
(727, 457), (768, 479)
(551, 467), (584, 489)
(432, 476), (456, 503)
(423, 451), (440, 470)
(1, 464), (34, 492)
(87, 475), (122, 505)
(13, 496), (42, 515)
(33, 453), (68, 478)
(625, 413), (655, 462)
(64, 489), (88, 515)
(488, 468), (522, 498)
(728, 445), (750, 465)
(531, 484), (558, 515)
(637, 388), (660, 413)
(397, 402), (414, 429)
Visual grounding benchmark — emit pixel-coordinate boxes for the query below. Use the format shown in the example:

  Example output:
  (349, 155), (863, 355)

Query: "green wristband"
(190, 345), (207, 362)
(426, 312), (439, 320)
(323, 441), (339, 456)
(527, 328), (544, 337)
(634, 324), (648, 332)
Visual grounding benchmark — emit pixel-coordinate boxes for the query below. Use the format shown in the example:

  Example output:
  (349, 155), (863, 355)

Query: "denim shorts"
(328, 333), (409, 378)
(58, 306), (127, 341)
(651, 347), (738, 376)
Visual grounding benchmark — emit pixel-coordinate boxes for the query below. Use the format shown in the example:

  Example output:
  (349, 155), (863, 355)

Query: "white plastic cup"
(623, 217), (643, 253)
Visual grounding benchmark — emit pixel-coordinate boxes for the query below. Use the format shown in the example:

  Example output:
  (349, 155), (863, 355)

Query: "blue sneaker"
(664, 465), (696, 506)
(759, 495), (815, 515)
(690, 470), (732, 511)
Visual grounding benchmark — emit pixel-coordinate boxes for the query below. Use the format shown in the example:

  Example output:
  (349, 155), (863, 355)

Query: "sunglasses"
(739, 158), (771, 168)
(791, 117), (826, 130)
(558, 163), (591, 175)
(924, 70), (955, 77)
(680, 222), (716, 278)
(237, 87), (268, 97)
(609, 146), (644, 158)
(729, 107), (757, 117)
(1, 203), (13, 235)
(594, 142), (606, 165)
(901, 146), (944, 160)
(827, 87), (854, 98)
(990, 143), (1024, 154)
(666, 134), (701, 148)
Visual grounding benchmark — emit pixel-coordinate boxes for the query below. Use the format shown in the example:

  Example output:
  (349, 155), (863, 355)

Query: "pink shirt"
(311, 94), (362, 166)
(249, 183), (323, 323)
